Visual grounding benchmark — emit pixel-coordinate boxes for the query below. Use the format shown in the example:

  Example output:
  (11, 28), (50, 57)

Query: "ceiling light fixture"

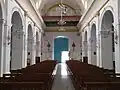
(58, 0), (67, 31)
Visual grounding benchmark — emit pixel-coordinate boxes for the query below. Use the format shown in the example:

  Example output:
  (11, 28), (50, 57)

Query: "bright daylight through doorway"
(61, 51), (69, 76)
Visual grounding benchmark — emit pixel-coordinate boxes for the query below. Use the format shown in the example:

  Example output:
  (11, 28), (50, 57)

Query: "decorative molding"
(47, 3), (76, 14)
(45, 29), (78, 32)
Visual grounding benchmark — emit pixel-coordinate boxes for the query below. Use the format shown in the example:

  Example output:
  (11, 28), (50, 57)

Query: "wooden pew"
(66, 60), (120, 90)
(1, 60), (57, 90)
(83, 82), (120, 90)
(0, 82), (45, 90)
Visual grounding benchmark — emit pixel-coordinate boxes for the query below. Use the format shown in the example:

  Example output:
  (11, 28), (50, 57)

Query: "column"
(0, 19), (5, 76)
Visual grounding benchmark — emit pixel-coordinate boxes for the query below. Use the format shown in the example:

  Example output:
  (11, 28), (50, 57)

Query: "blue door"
(54, 37), (68, 63)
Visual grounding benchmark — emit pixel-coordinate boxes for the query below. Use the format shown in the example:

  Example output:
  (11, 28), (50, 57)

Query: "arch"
(11, 7), (24, 25)
(90, 24), (97, 65)
(47, 3), (76, 13)
(27, 24), (34, 66)
(56, 36), (68, 38)
(100, 6), (114, 29)
(100, 10), (115, 69)
(11, 11), (23, 27)
(27, 24), (33, 38)
(10, 11), (24, 70)
(54, 36), (69, 63)
(47, 3), (76, 16)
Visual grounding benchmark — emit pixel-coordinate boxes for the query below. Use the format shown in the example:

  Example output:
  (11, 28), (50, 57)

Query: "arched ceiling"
(33, 0), (92, 32)
(35, 0), (86, 16)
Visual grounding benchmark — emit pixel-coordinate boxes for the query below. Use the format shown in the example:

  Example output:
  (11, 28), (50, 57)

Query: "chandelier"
(58, 0), (67, 31)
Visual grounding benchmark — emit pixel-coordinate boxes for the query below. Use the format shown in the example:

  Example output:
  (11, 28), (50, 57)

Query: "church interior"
(1, 0), (120, 90)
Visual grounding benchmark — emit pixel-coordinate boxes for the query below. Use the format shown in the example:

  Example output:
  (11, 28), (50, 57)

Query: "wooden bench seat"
(1, 60), (57, 90)
(66, 60), (120, 90)
(0, 82), (45, 90)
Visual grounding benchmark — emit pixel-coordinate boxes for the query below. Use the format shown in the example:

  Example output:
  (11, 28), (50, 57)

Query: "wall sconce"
(7, 30), (11, 45)
(11, 25), (25, 39)
(47, 42), (51, 52)
(99, 30), (118, 44)
(7, 26), (25, 45)
(72, 42), (76, 51)
(114, 33), (118, 44)
(80, 42), (82, 51)
(99, 30), (114, 38)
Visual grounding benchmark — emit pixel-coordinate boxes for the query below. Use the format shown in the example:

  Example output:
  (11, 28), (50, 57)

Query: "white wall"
(41, 32), (82, 61)
(0, 0), (43, 77)
(81, 0), (120, 72)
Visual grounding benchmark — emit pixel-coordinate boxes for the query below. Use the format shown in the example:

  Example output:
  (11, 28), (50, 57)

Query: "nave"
(1, 60), (120, 90)
(0, 61), (75, 90)
(52, 63), (75, 90)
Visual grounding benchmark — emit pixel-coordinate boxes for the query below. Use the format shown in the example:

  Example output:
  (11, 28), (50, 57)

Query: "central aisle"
(52, 63), (75, 90)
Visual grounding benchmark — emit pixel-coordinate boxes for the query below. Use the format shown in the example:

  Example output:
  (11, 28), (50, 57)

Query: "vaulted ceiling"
(34, 0), (86, 15)
(33, 0), (91, 32)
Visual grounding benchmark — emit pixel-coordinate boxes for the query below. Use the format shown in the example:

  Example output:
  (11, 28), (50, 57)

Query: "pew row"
(1, 60), (57, 90)
(66, 60), (120, 90)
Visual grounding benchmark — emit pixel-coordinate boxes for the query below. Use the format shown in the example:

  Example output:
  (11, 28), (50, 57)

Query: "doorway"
(54, 36), (69, 63)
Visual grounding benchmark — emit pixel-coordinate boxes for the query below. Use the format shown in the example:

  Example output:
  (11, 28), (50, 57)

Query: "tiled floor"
(52, 63), (75, 90)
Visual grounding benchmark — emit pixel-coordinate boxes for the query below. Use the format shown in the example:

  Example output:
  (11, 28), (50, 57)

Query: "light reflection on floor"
(61, 63), (68, 76)
(52, 63), (75, 90)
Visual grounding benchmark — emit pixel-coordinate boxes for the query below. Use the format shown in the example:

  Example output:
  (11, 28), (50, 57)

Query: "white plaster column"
(41, 35), (45, 61)
(0, 19), (5, 77)
(96, 14), (101, 67)
(39, 32), (42, 60)
(31, 26), (36, 65)
(31, 39), (36, 64)
(82, 29), (88, 62)
(23, 13), (27, 68)
(36, 31), (41, 58)
(115, 0), (120, 73)
(3, 22), (11, 74)
(80, 35), (82, 60)
(36, 33), (39, 57)
(3, 0), (11, 75)
(88, 28), (92, 64)
(22, 26), (26, 68)
(82, 32), (86, 57)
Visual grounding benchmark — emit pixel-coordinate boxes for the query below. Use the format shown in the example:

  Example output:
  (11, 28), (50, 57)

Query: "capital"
(0, 18), (6, 24)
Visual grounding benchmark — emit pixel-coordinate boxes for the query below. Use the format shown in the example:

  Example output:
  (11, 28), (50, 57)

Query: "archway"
(90, 24), (97, 65)
(54, 36), (69, 63)
(101, 10), (115, 69)
(27, 25), (33, 66)
(10, 11), (23, 70)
